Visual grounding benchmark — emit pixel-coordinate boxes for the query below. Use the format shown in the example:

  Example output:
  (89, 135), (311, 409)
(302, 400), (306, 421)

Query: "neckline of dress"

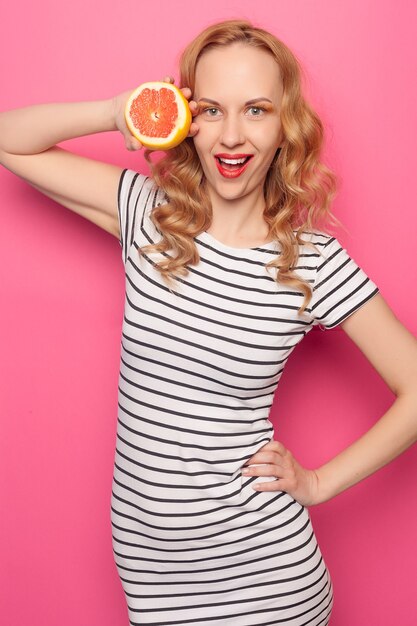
(197, 230), (279, 253)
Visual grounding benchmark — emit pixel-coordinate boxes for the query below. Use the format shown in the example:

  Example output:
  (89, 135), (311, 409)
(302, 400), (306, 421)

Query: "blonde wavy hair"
(142, 18), (342, 315)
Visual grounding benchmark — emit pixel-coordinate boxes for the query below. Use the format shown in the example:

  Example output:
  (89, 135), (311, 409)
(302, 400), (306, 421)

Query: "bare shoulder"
(341, 293), (417, 396)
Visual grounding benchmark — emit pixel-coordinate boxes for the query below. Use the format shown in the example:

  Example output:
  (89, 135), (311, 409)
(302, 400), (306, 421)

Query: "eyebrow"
(197, 97), (273, 105)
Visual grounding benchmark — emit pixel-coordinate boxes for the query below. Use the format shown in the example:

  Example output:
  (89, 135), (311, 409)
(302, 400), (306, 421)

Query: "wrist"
(106, 97), (118, 132)
(314, 466), (337, 504)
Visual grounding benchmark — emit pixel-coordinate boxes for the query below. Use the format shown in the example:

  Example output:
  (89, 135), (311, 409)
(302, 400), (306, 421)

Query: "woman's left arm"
(241, 293), (417, 506)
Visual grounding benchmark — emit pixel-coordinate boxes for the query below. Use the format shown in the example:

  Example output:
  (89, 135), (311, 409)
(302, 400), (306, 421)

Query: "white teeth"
(218, 157), (248, 165)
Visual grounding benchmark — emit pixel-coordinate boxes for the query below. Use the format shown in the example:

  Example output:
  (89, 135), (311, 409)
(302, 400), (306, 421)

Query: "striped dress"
(111, 168), (379, 625)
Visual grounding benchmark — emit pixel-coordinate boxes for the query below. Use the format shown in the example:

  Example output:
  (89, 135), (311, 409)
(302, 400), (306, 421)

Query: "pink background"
(1, 1), (416, 625)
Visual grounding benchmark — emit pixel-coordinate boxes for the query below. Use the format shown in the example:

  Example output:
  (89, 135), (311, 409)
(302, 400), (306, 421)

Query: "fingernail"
(241, 468), (250, 474)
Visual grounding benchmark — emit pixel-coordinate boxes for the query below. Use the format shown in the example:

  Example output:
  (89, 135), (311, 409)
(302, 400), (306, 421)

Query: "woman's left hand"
(241, 439), (321, 507)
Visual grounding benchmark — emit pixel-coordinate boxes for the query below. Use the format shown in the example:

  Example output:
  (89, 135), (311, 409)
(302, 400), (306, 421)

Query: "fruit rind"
(124, 81), (192, 150)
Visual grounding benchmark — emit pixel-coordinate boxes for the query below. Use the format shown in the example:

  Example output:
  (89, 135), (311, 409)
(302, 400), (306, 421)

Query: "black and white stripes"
(111, 168), (378, 625)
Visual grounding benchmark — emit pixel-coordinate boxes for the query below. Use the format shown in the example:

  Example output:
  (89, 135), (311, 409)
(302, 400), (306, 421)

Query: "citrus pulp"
(124, 81), (192, 150)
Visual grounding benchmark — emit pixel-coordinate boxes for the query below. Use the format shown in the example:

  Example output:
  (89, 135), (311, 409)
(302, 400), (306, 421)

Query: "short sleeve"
(310, 236), (380, 329)
(117, 168), (154, 265)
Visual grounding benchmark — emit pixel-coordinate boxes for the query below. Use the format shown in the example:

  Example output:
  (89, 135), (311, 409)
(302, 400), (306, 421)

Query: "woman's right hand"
(111, 76), (199, 151)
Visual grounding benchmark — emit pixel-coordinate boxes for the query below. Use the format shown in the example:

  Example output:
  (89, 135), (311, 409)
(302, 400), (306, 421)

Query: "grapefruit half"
(124, 81), (192, 150)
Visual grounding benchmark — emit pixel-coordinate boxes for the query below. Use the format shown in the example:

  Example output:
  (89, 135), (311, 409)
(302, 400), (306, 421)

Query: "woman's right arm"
(0, 82), (197, 239)
(0, 95), (135, 238)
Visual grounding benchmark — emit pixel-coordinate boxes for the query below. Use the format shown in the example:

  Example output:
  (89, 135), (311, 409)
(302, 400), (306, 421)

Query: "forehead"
(194, 43), (283, 101)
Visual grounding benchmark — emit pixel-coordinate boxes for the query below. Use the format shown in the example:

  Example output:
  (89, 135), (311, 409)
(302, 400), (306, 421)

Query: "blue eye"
(248, 107), (265, 116)
(204, 107), (219, 116)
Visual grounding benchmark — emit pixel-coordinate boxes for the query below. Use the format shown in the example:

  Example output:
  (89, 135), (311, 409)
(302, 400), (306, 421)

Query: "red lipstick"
(215, 153), (254, 159)
(214, 154), (254, 179)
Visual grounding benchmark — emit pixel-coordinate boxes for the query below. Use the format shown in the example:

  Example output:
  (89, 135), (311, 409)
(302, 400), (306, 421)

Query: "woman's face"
(192, 43), (284, 206)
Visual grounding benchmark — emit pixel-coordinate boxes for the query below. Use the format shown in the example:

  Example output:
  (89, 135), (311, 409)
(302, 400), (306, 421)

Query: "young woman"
(1, 18), (416, 626)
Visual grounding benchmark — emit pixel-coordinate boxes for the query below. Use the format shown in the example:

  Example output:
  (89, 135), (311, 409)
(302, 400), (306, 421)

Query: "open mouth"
(215, 155), (253, 171)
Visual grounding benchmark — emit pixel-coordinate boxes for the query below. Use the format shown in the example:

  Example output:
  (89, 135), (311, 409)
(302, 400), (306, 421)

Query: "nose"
(219, 113), (245, 147)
